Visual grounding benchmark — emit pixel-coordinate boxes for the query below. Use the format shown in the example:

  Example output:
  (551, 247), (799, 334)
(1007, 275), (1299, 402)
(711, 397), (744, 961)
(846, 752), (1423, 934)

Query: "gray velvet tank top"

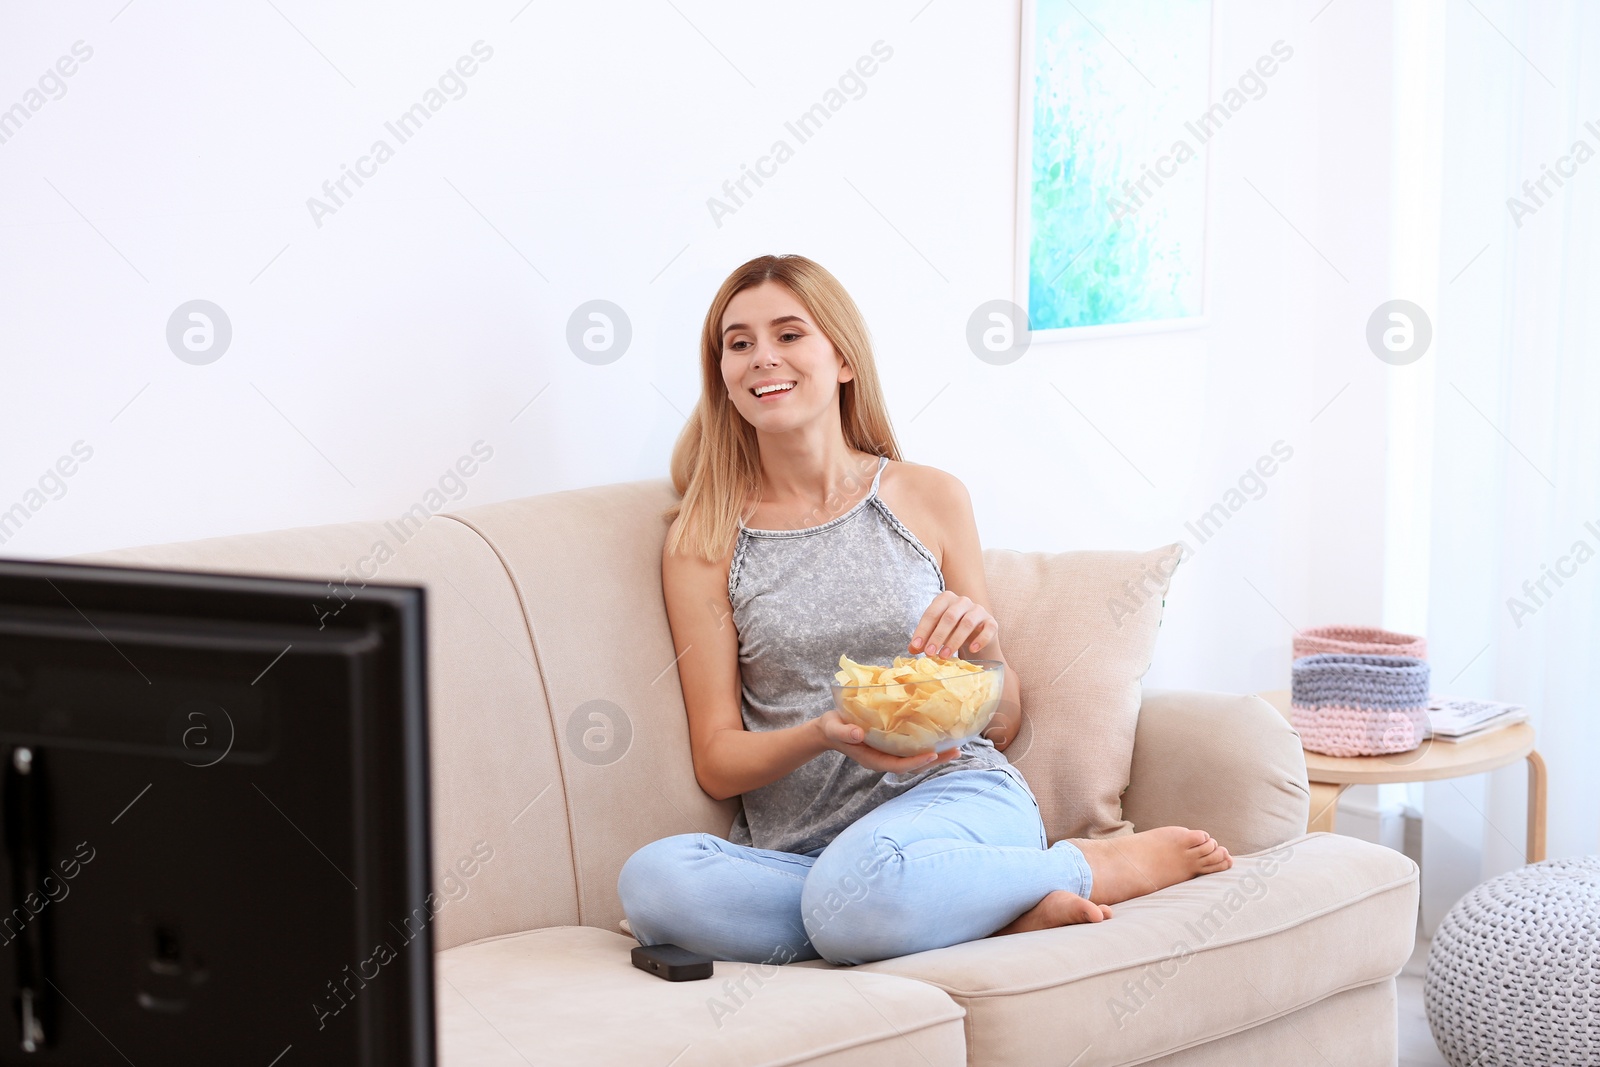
(725, 454), (1022, 856)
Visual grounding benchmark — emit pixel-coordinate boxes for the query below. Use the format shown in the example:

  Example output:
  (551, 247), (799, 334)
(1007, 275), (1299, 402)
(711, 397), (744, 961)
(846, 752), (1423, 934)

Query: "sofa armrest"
(1120, 688), (1310, 854)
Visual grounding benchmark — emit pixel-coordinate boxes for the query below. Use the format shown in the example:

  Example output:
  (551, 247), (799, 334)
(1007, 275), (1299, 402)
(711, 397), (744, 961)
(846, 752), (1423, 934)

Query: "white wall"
(1, 0), (1403, 698)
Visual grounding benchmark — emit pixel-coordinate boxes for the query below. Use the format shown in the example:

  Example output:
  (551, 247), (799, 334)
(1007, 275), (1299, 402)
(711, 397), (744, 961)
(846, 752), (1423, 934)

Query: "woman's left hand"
(908, 591), (998, 659)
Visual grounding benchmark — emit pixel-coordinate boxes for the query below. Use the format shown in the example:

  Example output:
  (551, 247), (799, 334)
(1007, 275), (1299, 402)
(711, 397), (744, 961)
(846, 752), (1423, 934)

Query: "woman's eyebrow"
(722, 314), (808, 337)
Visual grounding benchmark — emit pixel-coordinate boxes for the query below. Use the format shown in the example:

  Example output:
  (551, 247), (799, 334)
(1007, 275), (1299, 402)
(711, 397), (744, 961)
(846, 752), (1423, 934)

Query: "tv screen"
(0, 559), (434, 1065)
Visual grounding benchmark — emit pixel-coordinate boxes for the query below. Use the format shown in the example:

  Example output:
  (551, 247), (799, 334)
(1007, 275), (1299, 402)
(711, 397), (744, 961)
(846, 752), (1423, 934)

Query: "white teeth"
(753, 382), (795, 396)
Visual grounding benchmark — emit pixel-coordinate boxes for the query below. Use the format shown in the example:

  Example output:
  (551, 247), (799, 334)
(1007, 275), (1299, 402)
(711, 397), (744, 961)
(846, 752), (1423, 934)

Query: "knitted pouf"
(1290, 653), (1431, 756)
(1425, 857), (1600, 1066)
(1292, 625), (1428, 661)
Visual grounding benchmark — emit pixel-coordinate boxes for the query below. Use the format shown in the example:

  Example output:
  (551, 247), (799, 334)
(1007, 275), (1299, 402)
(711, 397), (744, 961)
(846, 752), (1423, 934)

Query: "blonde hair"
(662, 254), (902, 563)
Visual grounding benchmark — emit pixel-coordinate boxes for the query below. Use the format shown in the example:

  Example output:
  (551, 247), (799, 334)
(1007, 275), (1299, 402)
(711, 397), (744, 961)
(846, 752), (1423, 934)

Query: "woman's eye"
(780, 332), (800, 342)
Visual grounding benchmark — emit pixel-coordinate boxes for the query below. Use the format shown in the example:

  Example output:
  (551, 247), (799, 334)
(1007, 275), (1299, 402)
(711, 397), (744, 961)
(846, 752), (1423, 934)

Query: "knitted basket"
(1292, 625), (1427, 661)
(1425, 856), (1600, 1066)
(1290, 653), (1431, 756)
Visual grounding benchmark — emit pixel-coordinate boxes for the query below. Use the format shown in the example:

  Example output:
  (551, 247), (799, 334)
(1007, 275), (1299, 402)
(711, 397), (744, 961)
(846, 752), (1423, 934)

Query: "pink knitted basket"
(1292, 626), (1427, 662)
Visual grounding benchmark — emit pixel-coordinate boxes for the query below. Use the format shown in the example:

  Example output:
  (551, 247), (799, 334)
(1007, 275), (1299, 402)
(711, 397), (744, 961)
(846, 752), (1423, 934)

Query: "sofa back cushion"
(453, 484), (1181, 929)
(60, 516), (579, 950)
(450, 483), (742, 938)
(983, 544), (1183, 843)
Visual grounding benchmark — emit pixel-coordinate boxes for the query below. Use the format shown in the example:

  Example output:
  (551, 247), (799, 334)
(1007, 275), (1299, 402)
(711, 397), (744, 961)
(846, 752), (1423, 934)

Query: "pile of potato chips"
(831, 653), (1003, 757)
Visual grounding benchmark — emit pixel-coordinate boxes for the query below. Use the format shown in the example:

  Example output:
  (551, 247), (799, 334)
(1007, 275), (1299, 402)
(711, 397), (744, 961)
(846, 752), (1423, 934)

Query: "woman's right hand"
(816, 710), (961, 774)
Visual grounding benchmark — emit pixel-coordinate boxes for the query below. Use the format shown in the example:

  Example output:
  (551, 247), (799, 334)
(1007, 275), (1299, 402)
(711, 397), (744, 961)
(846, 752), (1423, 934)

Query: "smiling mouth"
(751, 382), (796, 398)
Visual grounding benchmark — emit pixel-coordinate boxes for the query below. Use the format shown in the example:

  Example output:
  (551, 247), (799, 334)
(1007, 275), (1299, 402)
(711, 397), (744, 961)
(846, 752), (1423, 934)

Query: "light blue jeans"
(617, 766), (1094, 966)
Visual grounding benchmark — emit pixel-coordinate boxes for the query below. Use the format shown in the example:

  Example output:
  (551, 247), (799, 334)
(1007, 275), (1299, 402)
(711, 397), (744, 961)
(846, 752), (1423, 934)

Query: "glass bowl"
(830, 657), (1005, 756)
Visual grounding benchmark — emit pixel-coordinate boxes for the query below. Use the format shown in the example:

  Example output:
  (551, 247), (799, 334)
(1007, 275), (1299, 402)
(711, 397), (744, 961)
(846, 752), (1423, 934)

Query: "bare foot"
(1068, 827), (1232, 906)
(988, 890), (1113, 938)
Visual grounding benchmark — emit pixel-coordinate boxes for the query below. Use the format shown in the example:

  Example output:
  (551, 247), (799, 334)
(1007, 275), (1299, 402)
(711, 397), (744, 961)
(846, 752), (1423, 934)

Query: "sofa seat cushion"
(790, 834), (1418, 1067)
(436, 925), (968, 1067)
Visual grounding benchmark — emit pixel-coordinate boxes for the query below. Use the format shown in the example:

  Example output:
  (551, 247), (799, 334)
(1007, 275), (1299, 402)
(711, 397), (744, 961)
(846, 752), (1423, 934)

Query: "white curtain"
(1418, 0), (1600, 932)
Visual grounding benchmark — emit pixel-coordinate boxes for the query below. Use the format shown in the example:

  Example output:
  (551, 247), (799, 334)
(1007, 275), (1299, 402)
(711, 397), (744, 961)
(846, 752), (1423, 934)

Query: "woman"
(617, 254), (1231, 967)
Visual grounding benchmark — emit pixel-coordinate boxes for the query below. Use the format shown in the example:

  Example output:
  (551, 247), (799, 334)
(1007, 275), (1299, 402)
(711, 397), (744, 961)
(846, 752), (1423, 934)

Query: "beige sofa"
(64, 476), (1420, 1066)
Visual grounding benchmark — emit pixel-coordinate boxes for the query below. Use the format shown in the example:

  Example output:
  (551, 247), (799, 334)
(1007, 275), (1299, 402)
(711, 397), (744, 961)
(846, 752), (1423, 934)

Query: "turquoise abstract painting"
(1019, 0), (1212, 336)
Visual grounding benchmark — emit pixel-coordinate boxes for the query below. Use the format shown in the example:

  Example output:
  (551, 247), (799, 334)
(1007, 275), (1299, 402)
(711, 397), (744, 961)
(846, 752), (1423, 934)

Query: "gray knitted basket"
(1424, 856), (1600, 1066)
(1290, 653), (1431, 756)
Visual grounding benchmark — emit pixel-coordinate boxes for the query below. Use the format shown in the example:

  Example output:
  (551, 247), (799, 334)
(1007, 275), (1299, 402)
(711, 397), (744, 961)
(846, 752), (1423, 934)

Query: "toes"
(1061, 894), (1105, 924)
(1100, 904), (1114, 919)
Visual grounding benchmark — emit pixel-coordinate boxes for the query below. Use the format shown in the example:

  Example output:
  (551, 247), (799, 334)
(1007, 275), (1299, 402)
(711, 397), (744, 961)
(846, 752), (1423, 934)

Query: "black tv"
(0, 559), (433, 1065)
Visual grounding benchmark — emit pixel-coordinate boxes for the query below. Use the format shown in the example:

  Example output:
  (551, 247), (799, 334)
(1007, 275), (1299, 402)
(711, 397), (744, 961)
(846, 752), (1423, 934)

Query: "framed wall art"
(1017, 0), (1215, 339)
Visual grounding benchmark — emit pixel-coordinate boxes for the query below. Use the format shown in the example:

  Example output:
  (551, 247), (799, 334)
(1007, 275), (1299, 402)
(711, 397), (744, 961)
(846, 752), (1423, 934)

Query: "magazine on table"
(1425, 696), (1528, 743)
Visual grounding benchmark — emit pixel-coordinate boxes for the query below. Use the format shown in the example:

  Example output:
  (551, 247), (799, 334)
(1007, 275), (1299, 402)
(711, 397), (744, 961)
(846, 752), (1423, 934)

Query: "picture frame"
(1015, 0), (1215, 341)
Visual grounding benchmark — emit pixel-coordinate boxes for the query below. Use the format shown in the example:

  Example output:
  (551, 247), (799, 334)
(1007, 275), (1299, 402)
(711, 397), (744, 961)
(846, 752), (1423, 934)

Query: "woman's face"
(719, 281), (853, 432)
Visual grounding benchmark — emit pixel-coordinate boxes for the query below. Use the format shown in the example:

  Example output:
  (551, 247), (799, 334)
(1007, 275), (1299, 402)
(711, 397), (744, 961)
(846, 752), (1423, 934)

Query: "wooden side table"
(1258, 689), (1547, 863)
